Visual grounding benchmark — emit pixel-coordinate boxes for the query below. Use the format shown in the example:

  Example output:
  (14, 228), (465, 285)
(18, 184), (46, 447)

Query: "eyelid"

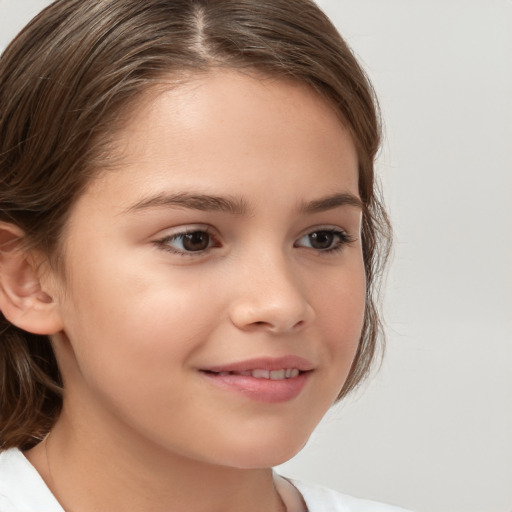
(151, 223), (357, 258)
(153, 224), (221, 257)
(294, 226), (357, 253)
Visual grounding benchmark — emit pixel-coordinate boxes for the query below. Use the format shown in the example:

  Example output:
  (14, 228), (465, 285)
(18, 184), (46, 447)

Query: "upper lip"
(202, 356), (315, 373)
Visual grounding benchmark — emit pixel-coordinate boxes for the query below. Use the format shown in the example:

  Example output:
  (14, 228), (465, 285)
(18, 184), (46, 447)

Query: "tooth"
(285, 369), (292, 378)
(290, 369), (300, 378)
(239, 371), (251, 376)
(270, 369), (286, 380)
(252, 369), (270, 379)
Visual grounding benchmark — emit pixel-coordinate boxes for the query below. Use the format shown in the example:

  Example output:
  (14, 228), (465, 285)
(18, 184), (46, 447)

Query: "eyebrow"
(124, 191), (363, 215)
(124, 192), (248, 215)
(300, 192), (364, 213)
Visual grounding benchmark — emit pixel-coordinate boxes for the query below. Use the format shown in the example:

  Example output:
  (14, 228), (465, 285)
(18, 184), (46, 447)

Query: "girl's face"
(50, 70), (365, 468)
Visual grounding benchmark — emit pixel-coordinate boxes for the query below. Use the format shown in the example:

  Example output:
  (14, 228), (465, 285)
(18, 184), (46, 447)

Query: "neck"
(25, 409), (286, 512)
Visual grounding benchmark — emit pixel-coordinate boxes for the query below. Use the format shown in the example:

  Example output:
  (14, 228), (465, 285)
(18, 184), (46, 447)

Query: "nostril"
(229, 296), (314, 333)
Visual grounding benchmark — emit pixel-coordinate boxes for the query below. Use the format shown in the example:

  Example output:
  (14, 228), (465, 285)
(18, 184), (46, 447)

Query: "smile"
(200, 357), (313, 403)
(207, 368), (301, 380)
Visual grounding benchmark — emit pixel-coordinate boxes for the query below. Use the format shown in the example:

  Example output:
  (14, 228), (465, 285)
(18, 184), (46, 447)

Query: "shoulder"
(289, 478), (412, 512)
(0, 448), (64, 512)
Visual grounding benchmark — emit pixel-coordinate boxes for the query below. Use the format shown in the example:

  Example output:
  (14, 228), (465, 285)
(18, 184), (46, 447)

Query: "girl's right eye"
(154, 229), (219, 256)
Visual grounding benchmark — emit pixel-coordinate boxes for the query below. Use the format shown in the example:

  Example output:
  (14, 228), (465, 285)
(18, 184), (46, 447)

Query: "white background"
(1, 1), (511, 511)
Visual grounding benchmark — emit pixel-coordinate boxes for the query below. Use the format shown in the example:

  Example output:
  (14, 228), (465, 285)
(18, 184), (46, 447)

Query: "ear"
(0, 222), (64, 335)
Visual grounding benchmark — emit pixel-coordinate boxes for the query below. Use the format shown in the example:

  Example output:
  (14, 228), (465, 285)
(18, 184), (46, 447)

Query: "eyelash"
(153, 227), (356, 257)
(294, 228), (356, 254)
(154, 227), (220, 257)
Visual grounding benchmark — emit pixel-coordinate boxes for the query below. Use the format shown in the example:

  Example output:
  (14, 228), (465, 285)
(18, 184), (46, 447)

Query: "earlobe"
(0, 222), (64, 335)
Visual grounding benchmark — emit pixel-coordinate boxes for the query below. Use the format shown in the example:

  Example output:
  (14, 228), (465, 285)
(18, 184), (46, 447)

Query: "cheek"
(317, 260), (366, 340)
(60, 269), (217, 365)
(312, 258), (366, 389)
(55, 246), (218, 385)
(55, 268), (224, 444)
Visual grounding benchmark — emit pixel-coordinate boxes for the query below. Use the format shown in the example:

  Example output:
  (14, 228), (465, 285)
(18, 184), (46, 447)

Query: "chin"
(214, 432), (311, 470)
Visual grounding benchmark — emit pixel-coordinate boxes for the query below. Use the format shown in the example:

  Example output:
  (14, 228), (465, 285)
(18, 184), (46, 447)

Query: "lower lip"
(200, 371), (310, 403)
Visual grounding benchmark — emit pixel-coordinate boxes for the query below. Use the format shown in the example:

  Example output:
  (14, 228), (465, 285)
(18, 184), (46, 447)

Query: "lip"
(199, 356), (314, 404)
(203, 356), (315, 374)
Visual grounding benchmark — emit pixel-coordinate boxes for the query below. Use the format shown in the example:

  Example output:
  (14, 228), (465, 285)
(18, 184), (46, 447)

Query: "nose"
(228, 255), (315, 334)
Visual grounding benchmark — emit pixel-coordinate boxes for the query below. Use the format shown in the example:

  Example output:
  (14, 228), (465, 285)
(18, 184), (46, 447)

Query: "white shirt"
(0, 448), (410, 511)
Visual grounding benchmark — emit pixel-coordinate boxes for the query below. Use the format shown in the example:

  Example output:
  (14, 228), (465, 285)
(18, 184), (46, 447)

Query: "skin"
(25, 70), (366, 511)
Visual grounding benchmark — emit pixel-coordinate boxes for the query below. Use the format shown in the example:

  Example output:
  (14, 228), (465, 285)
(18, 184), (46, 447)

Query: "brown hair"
(0, 0), (391, 450)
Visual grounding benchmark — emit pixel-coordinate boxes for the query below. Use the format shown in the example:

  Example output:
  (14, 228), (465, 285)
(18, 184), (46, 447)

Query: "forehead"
(80, 69), (359, 212)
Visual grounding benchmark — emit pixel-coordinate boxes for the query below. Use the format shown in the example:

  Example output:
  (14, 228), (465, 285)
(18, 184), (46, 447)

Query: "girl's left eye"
(294, 229), (355, 252)
(155, 229), (219, 255)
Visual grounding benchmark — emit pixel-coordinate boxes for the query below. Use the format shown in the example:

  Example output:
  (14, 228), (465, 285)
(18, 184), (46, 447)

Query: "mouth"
(202, 355), (314, 375)
(199, 357), (314, 403)
(202, 368), (302, 380)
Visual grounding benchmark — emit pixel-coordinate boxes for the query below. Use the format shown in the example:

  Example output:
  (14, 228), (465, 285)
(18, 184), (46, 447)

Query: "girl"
(0, 0), (406, 510)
